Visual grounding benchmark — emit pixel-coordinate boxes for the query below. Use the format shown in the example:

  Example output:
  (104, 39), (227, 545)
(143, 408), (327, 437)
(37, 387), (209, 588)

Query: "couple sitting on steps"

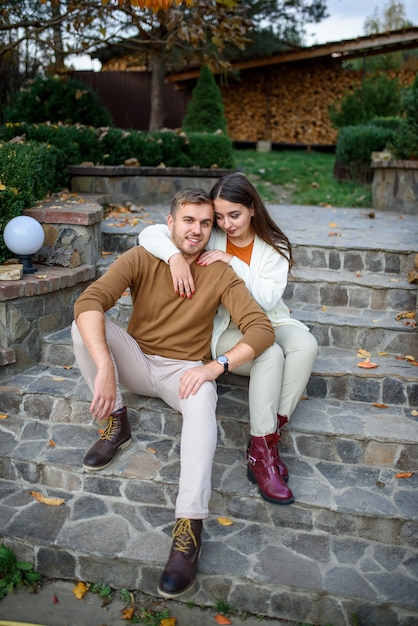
(71, 173), (318, 598)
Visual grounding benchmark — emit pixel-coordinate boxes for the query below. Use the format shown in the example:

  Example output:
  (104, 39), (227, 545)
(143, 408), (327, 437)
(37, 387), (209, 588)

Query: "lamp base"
(19, 255), (38, 274)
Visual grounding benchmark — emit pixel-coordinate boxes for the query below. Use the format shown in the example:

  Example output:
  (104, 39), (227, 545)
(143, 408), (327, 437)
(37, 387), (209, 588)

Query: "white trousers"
(216, 323), (318, 436)
(71, 319), (218, 520)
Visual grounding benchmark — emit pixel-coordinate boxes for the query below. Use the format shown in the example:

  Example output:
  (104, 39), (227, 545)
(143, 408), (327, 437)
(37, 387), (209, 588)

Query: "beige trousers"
(216, 323), (318, 436)
(72, 319), (218, 520)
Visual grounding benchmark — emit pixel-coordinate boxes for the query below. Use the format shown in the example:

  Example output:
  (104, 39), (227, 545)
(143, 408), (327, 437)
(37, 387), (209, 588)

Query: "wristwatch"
(216, 355), (229, 374)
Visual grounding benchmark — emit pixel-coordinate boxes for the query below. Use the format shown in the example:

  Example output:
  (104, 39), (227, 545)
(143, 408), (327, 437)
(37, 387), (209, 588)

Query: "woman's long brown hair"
(210, 172), (294, 270)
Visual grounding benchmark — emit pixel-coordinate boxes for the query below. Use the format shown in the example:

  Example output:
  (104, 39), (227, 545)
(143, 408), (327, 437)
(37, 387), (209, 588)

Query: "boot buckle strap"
(247, 453), (257, 466)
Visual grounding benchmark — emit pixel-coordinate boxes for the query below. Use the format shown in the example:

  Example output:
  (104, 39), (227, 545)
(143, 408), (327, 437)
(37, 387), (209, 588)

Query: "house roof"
(166, 26), (418, 82)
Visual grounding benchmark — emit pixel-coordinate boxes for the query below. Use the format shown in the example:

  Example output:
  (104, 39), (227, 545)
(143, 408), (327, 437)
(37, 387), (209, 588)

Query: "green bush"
(0, 142), (63, 264)
(391, 119), (418, 160)
(186, 133), (234, 168)
(329, 74), (401, 129)
(389, 74), (418, 160)
(5, 75), (113, 127)
(182, 66), (228, 134)
(335, 124), (395, 181)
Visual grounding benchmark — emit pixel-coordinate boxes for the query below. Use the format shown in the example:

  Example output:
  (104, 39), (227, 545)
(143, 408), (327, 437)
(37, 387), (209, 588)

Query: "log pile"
(221, 60), (417, 145)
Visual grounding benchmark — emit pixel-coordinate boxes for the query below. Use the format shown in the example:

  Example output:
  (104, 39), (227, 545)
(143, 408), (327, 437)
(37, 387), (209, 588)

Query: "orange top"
(226, 239), (254, 266)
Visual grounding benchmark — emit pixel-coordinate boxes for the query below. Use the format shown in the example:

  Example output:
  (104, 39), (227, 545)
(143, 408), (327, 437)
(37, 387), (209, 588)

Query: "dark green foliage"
(182, 66), (228, 134)
(335, 124), (395, 179)
(5, 75), (112, 127)
(0, 142), (63, 264)
(186, 133), (234, 168)
(390, 74), (418, 160)
(391, 119), (418, 160)
(0, 544), (41, 599)
(329, 74), (401, 129)
(368, 116), (404, 131)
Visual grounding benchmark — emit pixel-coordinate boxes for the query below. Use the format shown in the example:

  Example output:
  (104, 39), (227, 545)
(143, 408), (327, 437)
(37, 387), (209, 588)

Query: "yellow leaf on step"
(72, 581), (88, 599)
(29, 491), (64, 506)
(0, 413), (8, 419)
(217, 517), (234, 526)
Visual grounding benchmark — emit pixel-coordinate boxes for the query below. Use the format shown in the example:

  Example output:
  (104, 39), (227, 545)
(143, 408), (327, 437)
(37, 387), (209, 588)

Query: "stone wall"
(0, 199), (102, 371)
(68, 165), (233, 206)
(372, 159), (418, 214)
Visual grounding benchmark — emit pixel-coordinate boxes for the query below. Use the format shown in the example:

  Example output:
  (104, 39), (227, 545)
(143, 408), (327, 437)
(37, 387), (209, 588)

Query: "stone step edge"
(289, 266), (415, 290)
(2, 443), (417, 529)
(2, 476), (418, 624)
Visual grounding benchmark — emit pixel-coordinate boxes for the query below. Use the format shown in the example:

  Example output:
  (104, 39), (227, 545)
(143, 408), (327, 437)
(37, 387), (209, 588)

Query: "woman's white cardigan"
(138, 225), (308, 358)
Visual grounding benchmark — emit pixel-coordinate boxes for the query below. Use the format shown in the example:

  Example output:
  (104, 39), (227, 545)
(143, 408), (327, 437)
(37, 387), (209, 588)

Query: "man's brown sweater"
(74, 247), (274, 362)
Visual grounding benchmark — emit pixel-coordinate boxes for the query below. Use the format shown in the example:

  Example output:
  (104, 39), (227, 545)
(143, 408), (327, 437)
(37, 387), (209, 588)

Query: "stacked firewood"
(221, 61), (417, 145)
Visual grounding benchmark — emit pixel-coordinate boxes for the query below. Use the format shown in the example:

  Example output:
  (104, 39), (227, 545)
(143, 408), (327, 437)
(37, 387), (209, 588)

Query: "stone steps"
(1, 203), (417, 625)
(1, 363), (418, 624)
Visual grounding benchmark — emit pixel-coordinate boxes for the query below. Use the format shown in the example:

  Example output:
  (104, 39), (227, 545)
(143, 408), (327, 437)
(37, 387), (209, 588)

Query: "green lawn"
(233, 149), (372, 208)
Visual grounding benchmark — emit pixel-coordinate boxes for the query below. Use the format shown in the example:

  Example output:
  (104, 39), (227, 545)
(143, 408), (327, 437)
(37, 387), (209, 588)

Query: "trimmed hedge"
(0, 123), (234, 264)
(0, 123), (235, 171)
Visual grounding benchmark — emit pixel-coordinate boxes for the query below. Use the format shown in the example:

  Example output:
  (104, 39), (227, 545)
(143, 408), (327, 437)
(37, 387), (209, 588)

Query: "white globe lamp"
(3, 215), (45, 274)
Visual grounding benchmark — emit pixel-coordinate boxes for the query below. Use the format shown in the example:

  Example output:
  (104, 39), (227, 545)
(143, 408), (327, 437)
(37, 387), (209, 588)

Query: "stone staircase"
(1, 204), (417, 626)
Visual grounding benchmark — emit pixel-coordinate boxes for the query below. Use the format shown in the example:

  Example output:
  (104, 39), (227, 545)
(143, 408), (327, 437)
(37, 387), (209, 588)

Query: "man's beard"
(171, 230), (206, 258)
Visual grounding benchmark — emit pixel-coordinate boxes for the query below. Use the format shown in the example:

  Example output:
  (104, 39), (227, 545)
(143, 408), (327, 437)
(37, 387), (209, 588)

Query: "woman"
(138, 173), (318, 505)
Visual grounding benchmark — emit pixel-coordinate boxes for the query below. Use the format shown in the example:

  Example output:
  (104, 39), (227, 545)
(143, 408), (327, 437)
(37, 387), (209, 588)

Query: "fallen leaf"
(328, 231), (341, 237)
(405, 355), (416, 362)
(35, 274), (48, 279)
(63, 365), (73, 370)
(122, 607), (135, 620)
(357, 358), (378, 369)
(321, 305), (327, 312)
(49, 438), (56, 447)
(373, 403), (388, 409)
(73, 581), (88, 599)
(377, 351), (389, 356)
(389, 278), (400, 282)
(53, 594), (59, 603)
(147, 447), (156, 454)
(395, 472), (414, 479)
(101, 251), (113, 257)
(411, 410), (418, 416)
(161, 618), (177, 626)
(355, 271), (362, 277)
(0, 413), (8, 419)
(395, 310), (415, 321)
(357, 349), (371, 358)
(130, 218), (140, 226)
(214, 615), (233, 625)
(30, 491), (64, 506)
(52, 376), (66, 381)
(408, 360), (418, 366)
(329, 222), (337, 227)
(395, 355), (405, 360)
(217, 517), (234, 526)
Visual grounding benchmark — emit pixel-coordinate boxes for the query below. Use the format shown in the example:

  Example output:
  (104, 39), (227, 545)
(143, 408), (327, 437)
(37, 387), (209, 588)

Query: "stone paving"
(1, 201), (418, 625)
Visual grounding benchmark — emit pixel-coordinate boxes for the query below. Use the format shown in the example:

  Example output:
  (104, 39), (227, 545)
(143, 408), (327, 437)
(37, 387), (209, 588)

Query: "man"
(72, 188), (275, 599)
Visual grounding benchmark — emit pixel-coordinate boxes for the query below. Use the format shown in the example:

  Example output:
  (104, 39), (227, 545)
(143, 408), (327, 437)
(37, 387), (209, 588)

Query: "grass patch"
(234, 149), (372, 208)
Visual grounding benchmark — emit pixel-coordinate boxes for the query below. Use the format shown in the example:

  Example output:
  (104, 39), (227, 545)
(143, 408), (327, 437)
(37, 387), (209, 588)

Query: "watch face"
(217, 356), (228, 372)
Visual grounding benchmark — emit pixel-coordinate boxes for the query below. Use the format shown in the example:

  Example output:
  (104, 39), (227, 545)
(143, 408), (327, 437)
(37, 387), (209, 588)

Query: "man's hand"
(89, 362), (117, 419)
(169, 253), (195, 299)
(179, 362), (222, 399)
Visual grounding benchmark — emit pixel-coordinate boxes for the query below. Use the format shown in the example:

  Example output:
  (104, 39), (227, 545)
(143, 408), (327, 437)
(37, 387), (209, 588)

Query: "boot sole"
(82, 437), (132, 471)
(247, 467), (295, 505)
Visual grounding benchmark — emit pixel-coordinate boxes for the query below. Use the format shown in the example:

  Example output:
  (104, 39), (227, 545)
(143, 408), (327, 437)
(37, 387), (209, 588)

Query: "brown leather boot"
(276, 414), (289, 482)
(158, 519), (202, 598)
(247, 433), (294, 505)
(83, 406), (132, 471)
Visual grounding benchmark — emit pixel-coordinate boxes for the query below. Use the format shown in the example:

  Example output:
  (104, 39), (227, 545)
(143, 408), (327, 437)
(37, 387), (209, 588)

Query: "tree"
(0, 0), (328, 130)
(182, 65), (227, 133)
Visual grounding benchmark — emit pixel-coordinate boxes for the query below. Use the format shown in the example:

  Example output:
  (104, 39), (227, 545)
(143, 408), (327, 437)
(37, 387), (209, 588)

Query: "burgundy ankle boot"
(247, 433), (294, 505)
(276, 414), (289, 482)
